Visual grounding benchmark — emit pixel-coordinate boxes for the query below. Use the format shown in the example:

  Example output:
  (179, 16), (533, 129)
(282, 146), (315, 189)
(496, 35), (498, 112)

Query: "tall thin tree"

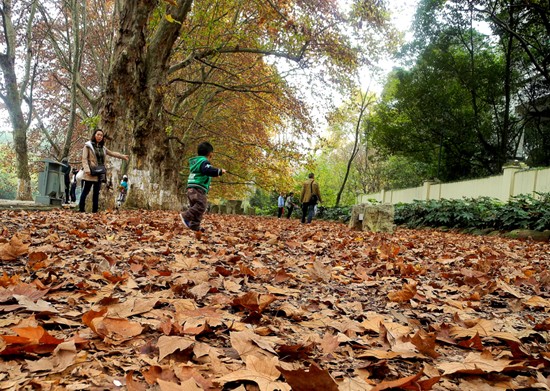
(0, 0), (38, 200)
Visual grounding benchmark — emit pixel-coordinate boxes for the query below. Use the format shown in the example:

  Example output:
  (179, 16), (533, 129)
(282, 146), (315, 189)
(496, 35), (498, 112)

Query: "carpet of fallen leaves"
(0, 209), (549, 391)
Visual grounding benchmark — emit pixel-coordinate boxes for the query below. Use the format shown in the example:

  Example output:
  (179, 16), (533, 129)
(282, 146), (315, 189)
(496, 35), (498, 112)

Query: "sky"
(365, 0), (419, 93)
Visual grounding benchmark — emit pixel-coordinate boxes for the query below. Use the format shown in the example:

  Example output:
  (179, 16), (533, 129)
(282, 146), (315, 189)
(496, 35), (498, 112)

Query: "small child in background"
(117, 175), (129, 204)
(180, 142), (225, 232)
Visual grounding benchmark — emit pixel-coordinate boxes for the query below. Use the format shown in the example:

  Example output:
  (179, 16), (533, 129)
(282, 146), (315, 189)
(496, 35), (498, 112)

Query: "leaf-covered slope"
(0, 210), (549, 390)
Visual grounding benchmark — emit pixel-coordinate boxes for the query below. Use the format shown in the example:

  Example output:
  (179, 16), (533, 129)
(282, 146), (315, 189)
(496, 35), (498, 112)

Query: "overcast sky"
(366, 0), (419, 92)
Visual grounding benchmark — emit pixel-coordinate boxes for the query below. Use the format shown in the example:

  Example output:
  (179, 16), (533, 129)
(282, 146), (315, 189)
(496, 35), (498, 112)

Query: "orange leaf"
(277, 363), (339, 391)
(142, 365), (178, 385)
(102, 271), (128, 283)
(232, 292), (277, 313)
(126, 370), (148, 391)
(371, 370), (423, 391)
(407, 330), (440, 358)
(0, 272), (20, 287)
(387, 282), (417, 302)
(457, 332), (484, 351)
(0, 234), (29, 261)
(82, 308), (108, 335)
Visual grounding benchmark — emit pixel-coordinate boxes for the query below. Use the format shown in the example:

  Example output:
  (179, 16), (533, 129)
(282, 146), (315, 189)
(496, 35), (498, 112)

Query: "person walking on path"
(285, 192), (298, 218)
(79, 129), (128, 213)
(60, 158), (71, 204)
(69, 167), (79, 203)
(180, 141), (226, 232)
(277, 192), (285, 218)
(300, 173), (322, 224)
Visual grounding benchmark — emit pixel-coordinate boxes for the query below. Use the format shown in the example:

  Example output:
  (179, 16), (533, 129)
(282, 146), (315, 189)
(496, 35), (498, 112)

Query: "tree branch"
(168, 78), (273, 93)
(168, 45), (307, 75)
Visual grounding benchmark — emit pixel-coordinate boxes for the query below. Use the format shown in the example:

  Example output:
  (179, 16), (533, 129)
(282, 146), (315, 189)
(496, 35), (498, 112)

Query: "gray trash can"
(35, 159), (66, 206)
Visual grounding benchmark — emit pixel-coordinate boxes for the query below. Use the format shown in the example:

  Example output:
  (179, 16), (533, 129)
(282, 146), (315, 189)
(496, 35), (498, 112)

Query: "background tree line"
(315, 0), (550, 208)
(0, 0), (396, 207)
(1, 0), (548, 210)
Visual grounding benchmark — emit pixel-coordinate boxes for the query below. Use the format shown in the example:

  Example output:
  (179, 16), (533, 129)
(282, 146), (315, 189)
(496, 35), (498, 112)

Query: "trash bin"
(35, 159), (66, 206)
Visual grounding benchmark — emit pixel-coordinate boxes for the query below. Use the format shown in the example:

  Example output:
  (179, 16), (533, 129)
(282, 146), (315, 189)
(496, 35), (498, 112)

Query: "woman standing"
(79, 129), (128, 213)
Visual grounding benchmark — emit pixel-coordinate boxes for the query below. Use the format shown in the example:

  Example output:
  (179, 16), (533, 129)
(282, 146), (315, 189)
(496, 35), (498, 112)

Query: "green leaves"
(164, 14), (181, 24)
(395, 193), (550, 231)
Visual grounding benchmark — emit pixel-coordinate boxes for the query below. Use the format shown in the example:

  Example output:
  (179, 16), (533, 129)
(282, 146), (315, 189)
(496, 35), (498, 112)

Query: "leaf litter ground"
(0, 209), (549, 391)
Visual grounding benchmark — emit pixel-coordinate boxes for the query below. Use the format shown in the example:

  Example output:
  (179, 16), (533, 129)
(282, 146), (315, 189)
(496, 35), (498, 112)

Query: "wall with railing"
(357, 164), (550, 204)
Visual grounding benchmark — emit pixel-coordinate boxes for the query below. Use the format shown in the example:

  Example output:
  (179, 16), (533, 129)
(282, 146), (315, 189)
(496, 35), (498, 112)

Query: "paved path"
(0, 199), (66, 210)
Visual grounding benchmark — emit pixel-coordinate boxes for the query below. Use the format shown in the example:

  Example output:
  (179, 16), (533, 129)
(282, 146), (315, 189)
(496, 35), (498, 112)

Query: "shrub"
(394, 193), (550, 231)
(316, 206), (351, 222)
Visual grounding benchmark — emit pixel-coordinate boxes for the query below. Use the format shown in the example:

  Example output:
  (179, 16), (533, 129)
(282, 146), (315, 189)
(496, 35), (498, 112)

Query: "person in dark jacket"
(60, 158), (71, 204)
(285, 192), (298, 219)
(180, 142), (226, 232)
(69, 167), (79, 203)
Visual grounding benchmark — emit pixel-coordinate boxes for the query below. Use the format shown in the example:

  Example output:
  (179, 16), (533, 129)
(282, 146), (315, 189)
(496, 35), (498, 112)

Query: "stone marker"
(349, 203), (395, 233)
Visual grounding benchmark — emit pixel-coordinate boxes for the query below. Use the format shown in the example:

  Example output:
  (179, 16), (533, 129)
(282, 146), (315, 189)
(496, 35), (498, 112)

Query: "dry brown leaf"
(230, 329), (279, 359)
(406, 330), (440, 358)
(523, 296), (550, 308)
(232, 292), (277, 313)
(158, 378), (201, 391)
(157, 336), (195, 361)
(277, 363), (338, 391)
(142, 365), (179, 385)
(91, 317), (143, 344)
(320, 333), (339, 356)
(26, 341), (77, 373)
(387, 281), (417, 302)
(0, 234), (29, 261)
(437, 350), (526, 375)
(306, 259), (332, 282)
(371, 370), (425, 391)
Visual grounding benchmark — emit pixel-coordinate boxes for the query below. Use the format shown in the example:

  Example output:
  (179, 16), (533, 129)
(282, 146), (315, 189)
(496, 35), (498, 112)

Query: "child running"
(180, 142), (226, 232)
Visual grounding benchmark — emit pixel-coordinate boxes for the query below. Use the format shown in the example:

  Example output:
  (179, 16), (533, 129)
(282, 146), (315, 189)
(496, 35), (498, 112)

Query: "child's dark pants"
(183, 188), (207, 230)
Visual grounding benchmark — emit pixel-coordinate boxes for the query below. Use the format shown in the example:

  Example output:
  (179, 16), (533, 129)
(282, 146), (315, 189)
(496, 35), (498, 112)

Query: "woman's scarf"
(92, 142), (105, 165)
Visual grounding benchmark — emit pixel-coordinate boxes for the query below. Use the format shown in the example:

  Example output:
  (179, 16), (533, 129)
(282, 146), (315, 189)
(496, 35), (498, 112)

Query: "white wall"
(357, 165), (550, 204)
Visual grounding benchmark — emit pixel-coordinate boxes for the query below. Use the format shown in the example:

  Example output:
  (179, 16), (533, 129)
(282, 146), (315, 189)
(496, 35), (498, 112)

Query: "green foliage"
(81, 116), (100, 130)
(395, 194), (550, 231)
(0, 171), (17, 199)
(305, 146), (364, 207)
(0, 145), (17, 200)
(369, 0), (540, 185)
(316, 206), (351, 223)
(248, 188), (279, 216)
(380, 155), (430, 189)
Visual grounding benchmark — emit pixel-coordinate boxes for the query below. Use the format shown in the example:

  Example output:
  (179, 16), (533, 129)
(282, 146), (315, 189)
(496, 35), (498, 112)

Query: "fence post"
(502, 162), (521, 201)
(423, 180), (435, 201)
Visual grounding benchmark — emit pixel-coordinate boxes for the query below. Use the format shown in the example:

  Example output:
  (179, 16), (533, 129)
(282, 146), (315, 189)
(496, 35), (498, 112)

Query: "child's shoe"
(180, 213), (191, 229)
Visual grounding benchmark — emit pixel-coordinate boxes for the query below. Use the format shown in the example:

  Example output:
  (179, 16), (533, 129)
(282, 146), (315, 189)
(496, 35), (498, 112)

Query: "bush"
(0, 171), (17, 199)
(316, 205), (351, 222)
(395, 194), (550, 231)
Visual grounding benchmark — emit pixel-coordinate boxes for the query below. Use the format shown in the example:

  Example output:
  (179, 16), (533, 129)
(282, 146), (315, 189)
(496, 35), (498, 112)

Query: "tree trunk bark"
(99, 0), (193, 209)
(0, 0), (33, 200)
(0, 61), (32, 200)
(335, 92), (370, 207)
(61, 0), (86, 160)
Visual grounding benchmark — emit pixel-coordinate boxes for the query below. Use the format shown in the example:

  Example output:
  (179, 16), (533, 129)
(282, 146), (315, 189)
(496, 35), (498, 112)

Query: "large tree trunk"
(99, 0), (193, 209)
(0, 0), (34, 201)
